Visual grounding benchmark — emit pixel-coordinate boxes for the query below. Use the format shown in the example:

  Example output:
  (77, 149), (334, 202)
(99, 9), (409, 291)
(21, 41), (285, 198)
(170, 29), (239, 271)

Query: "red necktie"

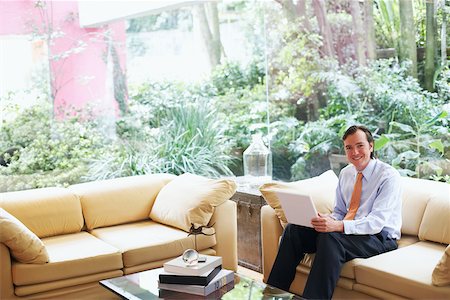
(344, 172), (363, 220)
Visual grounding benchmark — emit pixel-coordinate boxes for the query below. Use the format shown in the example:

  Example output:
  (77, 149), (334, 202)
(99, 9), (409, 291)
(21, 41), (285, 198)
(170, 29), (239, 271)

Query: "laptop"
(274, 190), (318, 228)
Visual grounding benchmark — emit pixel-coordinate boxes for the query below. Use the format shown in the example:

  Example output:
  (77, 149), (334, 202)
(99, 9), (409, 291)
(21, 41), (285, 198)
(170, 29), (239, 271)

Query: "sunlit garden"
(1, 0), (449, 193)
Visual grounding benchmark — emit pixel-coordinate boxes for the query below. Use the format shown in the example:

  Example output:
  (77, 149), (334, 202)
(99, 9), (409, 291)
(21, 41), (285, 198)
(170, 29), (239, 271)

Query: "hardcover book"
(159, 265), (222, 286)
(158, 269), (234, 296)
(163, 255), (222, 276)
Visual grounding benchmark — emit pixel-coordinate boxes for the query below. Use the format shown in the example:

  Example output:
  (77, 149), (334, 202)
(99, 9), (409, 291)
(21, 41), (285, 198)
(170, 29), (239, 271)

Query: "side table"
(230, 178), (267, 273)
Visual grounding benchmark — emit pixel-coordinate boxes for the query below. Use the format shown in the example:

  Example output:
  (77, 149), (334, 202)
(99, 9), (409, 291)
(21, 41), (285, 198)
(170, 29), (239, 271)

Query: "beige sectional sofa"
(260, 171), (450, 299)
(0, 173), (238, 299)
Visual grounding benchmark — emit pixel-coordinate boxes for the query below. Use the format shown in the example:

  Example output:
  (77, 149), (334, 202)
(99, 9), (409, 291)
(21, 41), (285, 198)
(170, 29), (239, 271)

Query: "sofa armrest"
(261, 205), (283, 283)
(209, 200), (237, 271)
(1, 243), (16, 300)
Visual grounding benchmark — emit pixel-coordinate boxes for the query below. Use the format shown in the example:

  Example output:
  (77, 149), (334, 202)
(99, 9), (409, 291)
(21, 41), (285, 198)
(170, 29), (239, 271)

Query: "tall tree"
(193, 3), (223, 70)
(364, 0), (377, 60)
(275, 0), (298, 22)
(296, 0), (311, 31)
(312, 0), (335, 58)
(441, 0), (447, 67)
(351, 0), (367, 66)
(424, 0), (436, 91)
(398, 0), (418, 78)
(276, 0), (311, 32)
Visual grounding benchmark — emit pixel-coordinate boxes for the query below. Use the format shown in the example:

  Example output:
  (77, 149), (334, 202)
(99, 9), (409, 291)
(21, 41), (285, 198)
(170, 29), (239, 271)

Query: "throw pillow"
(0, 208), (49, 264)
(432, 245), (450, 286)
(149, 173), (237, 232)
(259, 170), (338, 227)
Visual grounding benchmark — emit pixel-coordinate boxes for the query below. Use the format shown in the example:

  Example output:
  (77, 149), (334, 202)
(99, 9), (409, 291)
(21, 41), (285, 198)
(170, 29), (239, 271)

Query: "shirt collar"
(355, 159), (376, 181)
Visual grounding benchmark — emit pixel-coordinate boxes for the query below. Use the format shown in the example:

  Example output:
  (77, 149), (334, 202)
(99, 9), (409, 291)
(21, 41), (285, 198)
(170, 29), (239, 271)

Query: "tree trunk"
(312, 0), (335, 58)
(350, 0), (367, 66)
(193, 3), (221, 70)
(364, 0), (377, 61)
(276, 0), (298, 22)
(206, 2), (224, 61)
(424, 0), (436, 91)
(398, 0), (418, 77)
(441, 0), (447, 67)
(296, 0), (311, 31)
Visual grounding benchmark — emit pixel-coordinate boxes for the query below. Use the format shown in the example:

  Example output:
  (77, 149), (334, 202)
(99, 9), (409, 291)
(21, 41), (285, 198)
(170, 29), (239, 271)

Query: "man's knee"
(283, 223), (305, 237)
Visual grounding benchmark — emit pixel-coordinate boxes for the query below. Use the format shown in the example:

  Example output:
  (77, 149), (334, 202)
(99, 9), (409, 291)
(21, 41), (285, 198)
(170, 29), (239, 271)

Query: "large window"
(1, 0), (449, 192)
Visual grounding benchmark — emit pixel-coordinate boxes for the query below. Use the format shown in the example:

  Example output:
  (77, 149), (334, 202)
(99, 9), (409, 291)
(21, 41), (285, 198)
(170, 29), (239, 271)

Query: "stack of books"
(158, 254), (234, 296)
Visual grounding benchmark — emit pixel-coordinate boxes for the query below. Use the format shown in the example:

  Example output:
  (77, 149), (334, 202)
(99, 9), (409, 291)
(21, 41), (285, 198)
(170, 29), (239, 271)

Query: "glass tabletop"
(100, 267), (299, 300)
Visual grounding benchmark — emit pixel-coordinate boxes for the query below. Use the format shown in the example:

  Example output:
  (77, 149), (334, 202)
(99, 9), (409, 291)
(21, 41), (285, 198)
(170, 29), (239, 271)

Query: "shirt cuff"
(343, 220), (356, 234)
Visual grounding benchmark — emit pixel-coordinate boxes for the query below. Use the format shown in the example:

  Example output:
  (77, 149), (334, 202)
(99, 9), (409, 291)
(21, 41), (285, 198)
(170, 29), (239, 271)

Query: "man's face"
(343, 129), (374, 171)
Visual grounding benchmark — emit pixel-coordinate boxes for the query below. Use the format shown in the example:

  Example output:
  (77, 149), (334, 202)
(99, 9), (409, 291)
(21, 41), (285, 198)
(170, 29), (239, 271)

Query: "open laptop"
(274, 190), (318, 228)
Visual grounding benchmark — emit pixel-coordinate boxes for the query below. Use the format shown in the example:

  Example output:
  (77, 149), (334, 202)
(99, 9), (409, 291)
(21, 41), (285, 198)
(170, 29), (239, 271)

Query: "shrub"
(0, 98), (106, 191)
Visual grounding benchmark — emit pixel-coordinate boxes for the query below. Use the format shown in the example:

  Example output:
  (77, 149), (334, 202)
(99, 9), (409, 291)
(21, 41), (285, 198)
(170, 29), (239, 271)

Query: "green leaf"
(428, 139), (444, 156)
(425, 111), (448, 126)
(401, 150), (420, 160)
(374, 135), (390, 151)
(397, 168), (417, 177)
(392, 150), (420, 166)
(391, 121), (415, 134)
(423, 162), (443, 176)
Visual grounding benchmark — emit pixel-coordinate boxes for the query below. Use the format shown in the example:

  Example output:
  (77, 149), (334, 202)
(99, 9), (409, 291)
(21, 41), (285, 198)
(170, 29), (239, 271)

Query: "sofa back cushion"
(400, 177), (435, 236)
(70, 174), (176, 230)
(259, 170), (337, 227)
(418, 180), (450, 244)
(0, 187), (83, 238)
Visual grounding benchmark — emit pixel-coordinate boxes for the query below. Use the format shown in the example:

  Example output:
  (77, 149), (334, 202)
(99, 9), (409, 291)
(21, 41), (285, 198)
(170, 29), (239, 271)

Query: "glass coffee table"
(100, 268), (299, 299)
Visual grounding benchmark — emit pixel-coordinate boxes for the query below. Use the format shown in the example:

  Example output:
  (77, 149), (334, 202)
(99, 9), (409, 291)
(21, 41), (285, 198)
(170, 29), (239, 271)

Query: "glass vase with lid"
(243, 133), (272, 188)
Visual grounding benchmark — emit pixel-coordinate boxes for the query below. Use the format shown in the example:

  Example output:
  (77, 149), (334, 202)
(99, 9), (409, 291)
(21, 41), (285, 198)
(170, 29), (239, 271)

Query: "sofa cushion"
(418, 180), (450, 244)
(0, 187), (83, 238)
(396, 234), (419, 248)
(12, 232), (122, 286)
(399, 177), (433, 236)
(0, 208), (48, 264)
(90, 220), (216, 268)
(69, 174), (176, 230)
(149, 173), (236, 232)
(259, 170), (337, 227)
(354, 241), (450, 299)
(432, 244), (450, 286)
(299, 253), (362, 279)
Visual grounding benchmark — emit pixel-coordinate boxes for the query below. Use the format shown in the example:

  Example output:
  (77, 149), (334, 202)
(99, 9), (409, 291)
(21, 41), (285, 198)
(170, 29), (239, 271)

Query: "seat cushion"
(259, 170), (337, 227)
(149, 173), (236, 232)
(12, 232), (122, 286)
(355, 241), (450, 298)
(298, 253), (362, 279)
(69, 174), (176, 230)
(297, 236), (417, 281)
(0, 208), (48, 264)
(90, 220), (216, 268)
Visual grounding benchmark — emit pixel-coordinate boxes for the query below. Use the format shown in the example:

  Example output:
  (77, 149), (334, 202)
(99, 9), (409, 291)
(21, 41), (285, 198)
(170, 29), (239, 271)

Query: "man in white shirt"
(267, 125), (402, 299)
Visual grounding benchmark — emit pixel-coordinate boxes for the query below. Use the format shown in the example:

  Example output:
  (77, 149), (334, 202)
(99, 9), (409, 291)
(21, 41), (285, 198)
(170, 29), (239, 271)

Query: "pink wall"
(0, 0), (127, 117)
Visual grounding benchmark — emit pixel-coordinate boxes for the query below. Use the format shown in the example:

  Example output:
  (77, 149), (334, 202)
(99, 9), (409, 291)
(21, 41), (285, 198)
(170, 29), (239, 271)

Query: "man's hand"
(311, 213), (344, 233)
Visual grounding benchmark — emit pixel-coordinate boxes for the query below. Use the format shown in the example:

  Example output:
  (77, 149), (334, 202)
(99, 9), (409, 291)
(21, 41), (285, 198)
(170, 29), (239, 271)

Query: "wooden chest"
(230, 184), (266, 273)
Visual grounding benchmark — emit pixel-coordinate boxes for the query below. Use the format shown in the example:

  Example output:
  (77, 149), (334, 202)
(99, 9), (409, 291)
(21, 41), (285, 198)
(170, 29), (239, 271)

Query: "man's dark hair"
(342, 125), (375, 159)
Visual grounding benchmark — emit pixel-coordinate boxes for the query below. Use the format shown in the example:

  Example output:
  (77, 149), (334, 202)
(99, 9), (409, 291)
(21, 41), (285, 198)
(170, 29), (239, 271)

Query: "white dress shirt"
(331, 159), (402, 239)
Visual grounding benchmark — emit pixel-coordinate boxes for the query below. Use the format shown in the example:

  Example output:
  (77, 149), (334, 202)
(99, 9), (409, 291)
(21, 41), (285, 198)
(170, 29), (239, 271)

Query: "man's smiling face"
(344, 129), (374, 171)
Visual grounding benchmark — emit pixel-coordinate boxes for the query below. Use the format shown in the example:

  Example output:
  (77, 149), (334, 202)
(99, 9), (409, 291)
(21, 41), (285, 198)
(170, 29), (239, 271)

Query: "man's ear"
(369, 142), (374, 153)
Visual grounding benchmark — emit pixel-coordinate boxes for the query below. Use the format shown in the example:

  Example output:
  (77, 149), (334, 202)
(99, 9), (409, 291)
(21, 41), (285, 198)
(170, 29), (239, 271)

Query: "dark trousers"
(267, 224), (398, 299)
